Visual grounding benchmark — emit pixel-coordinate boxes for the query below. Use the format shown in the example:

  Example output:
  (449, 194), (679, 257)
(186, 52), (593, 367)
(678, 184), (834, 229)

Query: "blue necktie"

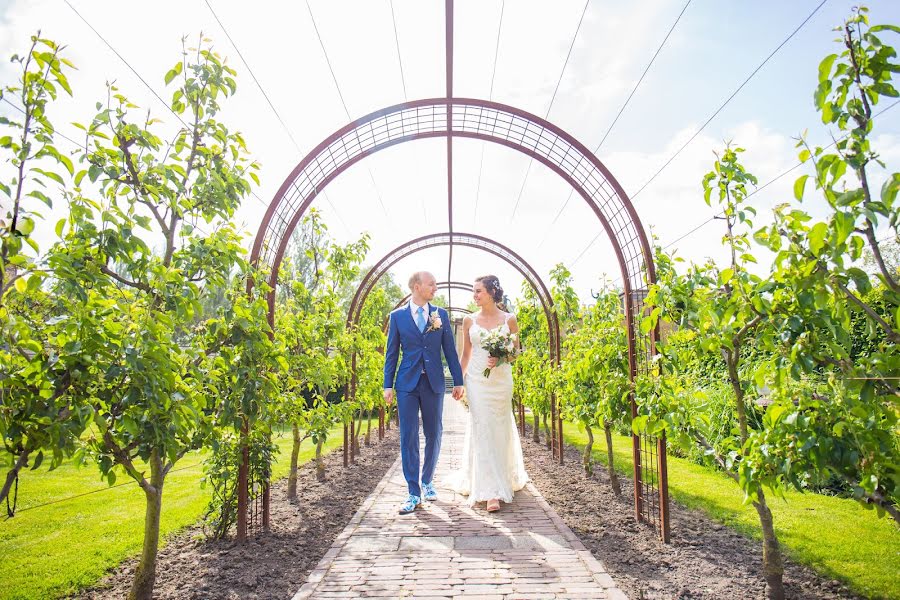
(416, 306), (426, 332)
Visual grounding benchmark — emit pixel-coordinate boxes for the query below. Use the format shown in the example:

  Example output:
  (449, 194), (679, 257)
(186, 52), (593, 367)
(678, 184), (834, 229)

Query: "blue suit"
(384, 303), (463, 497)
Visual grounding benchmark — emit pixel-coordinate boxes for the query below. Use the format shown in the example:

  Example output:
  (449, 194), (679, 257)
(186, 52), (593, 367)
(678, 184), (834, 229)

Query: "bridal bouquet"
(480, 327), (517, 378)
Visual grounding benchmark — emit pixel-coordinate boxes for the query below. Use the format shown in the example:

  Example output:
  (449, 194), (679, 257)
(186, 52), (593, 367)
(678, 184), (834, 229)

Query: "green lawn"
(0, 422), (355, 600)
(562, 423), (900, 599)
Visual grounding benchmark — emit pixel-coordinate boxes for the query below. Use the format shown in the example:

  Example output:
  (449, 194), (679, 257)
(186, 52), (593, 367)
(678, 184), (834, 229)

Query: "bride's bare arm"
(507, 314), (520, 360)
(460, 316), (474, 374)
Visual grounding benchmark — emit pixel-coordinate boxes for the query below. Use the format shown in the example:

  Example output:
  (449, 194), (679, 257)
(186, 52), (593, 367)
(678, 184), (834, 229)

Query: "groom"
(384, 271), (464, 514)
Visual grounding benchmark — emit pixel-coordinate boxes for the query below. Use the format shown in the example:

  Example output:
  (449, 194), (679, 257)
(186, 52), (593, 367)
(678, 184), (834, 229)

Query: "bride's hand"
(487, 356), (498, 368)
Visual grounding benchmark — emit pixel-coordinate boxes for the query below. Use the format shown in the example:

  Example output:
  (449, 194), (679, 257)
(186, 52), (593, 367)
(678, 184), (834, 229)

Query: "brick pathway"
(293, 397), (626, 599)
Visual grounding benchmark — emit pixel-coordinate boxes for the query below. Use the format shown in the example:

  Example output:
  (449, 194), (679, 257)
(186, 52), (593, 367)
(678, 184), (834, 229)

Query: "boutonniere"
(424, 310), (442, 333)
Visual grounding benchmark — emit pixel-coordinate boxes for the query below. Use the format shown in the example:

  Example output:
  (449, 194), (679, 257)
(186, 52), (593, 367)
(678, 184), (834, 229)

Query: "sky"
(1, 0), (899, 307)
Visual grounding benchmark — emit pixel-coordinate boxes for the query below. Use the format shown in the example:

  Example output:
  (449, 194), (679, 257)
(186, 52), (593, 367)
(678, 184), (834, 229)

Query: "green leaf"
(818, 54), (838, 83)
(55, 218), (66, 237)
(794, 175), (809, 201)
(30, 451), (44, 471)
(808, 222), (828, 254)
(870, 24), (900, 34)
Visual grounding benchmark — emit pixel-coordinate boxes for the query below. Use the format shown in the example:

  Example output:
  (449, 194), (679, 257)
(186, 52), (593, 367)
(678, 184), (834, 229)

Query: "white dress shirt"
(410, 300), (430, 323)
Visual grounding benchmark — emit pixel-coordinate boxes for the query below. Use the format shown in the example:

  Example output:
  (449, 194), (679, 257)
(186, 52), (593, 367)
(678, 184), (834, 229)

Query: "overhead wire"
(203, 0), (350, 234)
(473, 0), (505, 223)
(62, 0), (271, 211)
(537, 0), (691, 249)
(510, 0), (589, 221)
(581, 97), (900, 283)
(569, 0), (829, 266)
(305, 0), (389, 221)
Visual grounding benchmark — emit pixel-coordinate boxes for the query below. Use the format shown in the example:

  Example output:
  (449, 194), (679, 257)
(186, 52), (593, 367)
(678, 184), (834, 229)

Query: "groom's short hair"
(408, 271), (432, 290)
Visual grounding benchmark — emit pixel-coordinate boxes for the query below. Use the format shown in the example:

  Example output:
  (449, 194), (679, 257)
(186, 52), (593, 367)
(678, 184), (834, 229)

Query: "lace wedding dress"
(451, 314), (529, 505)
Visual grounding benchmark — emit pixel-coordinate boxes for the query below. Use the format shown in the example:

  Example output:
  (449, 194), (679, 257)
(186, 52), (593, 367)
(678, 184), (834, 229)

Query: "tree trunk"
(542, 413), (551, 449)
(532, 411), (540, 443)
(315, 439), (325, 482)
(0, 450), (29, 506)
(385, 406), (392, 431)
(604, 421), (621, 496)
(128, 449), (165, 600)
(583, 426), (594, 476)
(287, 423), (302, 501)
(753, 489), (785, 599)
(365, 409), (372, 446)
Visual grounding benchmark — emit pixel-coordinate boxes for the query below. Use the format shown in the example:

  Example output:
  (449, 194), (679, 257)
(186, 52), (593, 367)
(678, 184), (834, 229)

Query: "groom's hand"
(383, 388), (394, 404)
(452, 386), (464, 400)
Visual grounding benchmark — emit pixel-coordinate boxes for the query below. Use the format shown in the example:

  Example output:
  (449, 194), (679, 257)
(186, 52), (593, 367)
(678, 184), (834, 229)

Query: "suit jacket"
(383, 303), (464, 394)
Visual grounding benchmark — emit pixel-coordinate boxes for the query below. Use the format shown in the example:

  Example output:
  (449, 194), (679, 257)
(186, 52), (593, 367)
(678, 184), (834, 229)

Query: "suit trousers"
(397, 374), (444, 497)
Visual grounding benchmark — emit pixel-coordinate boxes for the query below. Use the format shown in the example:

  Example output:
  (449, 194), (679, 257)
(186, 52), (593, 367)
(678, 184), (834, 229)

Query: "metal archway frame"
(344, 233), (562, 467)
(247, 97), (669, 542)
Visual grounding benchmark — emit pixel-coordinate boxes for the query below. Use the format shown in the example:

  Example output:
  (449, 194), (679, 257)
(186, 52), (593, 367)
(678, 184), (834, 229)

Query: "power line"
(305, 0), (389, 220)
(569, 0), (828, 265)
(661, 97), (900, 254)
(62, 1), (270, 211)
(204, 0), (302, 153)
(202, 0), (349, 234)
(389, 0), (407, 102)
(474, 0), (505, 223)
(579, 97), (900, 276)
(63, 0), (189, 131)
(510, 0), (589, 221)
(630, 0), (827, 202)
(537, 0), (690, 249)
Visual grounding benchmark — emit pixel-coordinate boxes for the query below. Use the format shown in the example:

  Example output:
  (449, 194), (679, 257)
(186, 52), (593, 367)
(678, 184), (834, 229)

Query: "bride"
(451, 275), (529, 512)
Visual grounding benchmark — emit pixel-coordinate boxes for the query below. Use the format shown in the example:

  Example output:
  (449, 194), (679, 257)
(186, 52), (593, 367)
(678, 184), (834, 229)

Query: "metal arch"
(343, 233), (562, 476)
(346, 232), (560, 363)
(247, 97), (669, 543)
(250, 98), (655, 304)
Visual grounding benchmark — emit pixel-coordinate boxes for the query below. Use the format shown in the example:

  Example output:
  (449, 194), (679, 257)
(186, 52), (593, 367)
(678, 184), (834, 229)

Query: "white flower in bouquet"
(480, 327), (518, 378)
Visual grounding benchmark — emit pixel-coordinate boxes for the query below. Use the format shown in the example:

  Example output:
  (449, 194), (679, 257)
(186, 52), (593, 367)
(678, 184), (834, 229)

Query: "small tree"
(640, 145), (789, 597)
(276, 210), (367, 492)
(53, 38), (273, 600)
(0, 36), (93, 508)
(755, 7), (899, 523)
(561, 285), (628, 494)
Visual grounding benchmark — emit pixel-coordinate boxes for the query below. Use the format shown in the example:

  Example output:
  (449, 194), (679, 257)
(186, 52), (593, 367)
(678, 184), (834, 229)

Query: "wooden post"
(343, 423), (349, 468)
(379, 406), (385, 440)
(658, 432), (671, 542)
(237, 418), (249, 542)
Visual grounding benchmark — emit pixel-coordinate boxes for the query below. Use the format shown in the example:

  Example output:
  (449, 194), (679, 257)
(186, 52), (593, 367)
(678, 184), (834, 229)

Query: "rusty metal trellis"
(246, 97), (669, 543)
(343, 233), (563, 468)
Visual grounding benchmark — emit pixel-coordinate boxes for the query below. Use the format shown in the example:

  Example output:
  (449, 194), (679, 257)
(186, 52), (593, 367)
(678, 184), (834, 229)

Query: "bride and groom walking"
(383, 271), (529, 515)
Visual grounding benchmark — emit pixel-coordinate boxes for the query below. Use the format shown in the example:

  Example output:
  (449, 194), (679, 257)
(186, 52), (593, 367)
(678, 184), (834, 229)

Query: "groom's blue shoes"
(422, 482), (438, 502)
(398, 494), (421, 515)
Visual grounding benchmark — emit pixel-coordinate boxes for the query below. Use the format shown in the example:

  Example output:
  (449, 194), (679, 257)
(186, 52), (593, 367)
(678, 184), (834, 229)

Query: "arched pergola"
(341, 233), (563, 468)
(245, 5), (668, 540)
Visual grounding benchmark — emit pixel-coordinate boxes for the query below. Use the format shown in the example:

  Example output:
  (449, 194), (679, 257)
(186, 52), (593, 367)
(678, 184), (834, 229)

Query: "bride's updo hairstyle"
(475, 275), (504, 305)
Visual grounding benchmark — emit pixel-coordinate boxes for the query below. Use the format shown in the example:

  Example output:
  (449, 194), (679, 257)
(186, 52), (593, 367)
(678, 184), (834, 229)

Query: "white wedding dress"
(451, 314), (529, 506)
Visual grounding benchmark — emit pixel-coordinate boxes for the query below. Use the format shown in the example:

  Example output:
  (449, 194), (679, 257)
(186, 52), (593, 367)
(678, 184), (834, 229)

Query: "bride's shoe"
(486, 498), (500, 512)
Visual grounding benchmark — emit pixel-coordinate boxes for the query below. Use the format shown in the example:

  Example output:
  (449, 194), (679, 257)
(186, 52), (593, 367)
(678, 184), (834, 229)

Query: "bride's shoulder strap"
(503, 312), (512, 323)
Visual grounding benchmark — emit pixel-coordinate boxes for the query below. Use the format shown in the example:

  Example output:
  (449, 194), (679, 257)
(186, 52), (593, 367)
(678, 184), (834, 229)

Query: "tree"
(276, 210), (368, 490)
(0, 35), (92, 508)
(640, 145), (789, 597)
(754, 7), (899, 524)
(561, 285), (628, 494)
(52, 37), (276, 600)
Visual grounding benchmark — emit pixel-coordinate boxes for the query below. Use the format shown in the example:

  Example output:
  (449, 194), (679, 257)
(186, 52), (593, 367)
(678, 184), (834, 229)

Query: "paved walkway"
(294, 398), (626, 599)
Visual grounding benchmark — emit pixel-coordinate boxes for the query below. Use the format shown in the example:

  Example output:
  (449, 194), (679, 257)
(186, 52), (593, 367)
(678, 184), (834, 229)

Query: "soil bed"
(80, 427), (399, 599)
(521, 427), (858, 599)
